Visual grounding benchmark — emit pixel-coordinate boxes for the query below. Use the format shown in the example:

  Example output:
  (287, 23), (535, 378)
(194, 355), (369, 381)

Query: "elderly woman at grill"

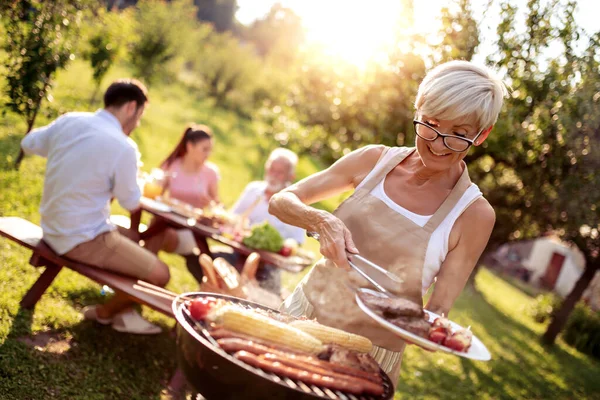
(269, 60), (507, 383)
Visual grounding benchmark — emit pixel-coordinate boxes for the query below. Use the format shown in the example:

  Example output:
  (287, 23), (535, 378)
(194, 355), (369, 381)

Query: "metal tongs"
(307, 231), (403, 296)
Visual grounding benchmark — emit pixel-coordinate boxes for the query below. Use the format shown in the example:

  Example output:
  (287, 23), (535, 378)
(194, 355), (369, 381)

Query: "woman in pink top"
(159, 124), (220, 283)
(161, 124), (220, 208)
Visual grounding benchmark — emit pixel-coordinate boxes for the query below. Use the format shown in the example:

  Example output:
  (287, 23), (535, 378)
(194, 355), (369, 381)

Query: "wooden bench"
(0, 216), (173, 317)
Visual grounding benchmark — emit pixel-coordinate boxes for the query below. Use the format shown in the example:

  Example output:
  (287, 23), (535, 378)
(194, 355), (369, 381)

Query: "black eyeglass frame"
(412, 120), (484, 152)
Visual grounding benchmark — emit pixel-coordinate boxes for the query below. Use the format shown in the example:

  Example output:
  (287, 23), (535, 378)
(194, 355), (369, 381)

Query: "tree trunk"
(15, 81), (49, 169)
(542, 261), (599, 345)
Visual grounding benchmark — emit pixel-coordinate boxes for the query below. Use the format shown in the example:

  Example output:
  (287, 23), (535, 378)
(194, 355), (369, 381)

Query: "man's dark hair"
(103, 78), (148, 108)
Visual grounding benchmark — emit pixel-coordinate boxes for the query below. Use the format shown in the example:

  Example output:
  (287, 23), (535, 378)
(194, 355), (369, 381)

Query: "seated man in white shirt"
(231, 148), (305, 292)
(21, 79), (172, 335)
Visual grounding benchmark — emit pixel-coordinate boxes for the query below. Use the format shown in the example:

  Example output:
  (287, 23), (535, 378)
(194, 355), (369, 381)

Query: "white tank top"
(357, 147), (482, 295)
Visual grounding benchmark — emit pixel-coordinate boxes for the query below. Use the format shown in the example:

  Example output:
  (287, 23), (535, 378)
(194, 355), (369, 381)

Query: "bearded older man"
(230, 148), (305, 292)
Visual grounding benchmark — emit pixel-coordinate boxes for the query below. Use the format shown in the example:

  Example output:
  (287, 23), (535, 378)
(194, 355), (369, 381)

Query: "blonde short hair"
(415, 60), (508, 130)
(266, 147), (298, 175)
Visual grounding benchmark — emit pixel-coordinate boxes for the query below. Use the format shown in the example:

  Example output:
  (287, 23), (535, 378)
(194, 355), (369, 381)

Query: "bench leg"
(20, 262), (63, 309)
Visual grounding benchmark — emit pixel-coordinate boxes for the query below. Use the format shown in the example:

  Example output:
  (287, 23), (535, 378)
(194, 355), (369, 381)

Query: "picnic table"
(129, 197), (314, 274)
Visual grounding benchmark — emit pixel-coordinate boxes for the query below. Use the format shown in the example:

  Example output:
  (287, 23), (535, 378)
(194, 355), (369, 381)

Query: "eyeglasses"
(413, 120), (483, 152)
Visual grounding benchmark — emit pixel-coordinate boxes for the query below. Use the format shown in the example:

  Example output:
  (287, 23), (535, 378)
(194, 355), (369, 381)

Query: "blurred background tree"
(1, 0), (90, 167)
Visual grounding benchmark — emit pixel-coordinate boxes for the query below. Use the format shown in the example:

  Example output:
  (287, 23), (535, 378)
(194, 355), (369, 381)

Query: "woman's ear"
(475, 125), (493, 146)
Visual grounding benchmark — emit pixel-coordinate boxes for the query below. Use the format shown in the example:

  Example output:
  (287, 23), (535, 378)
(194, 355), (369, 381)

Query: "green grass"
(2, 61), (600, 399)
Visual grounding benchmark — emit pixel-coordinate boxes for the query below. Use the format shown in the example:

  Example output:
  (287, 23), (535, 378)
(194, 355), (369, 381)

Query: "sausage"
(199, 254), (219, 287)
(259, 353), (384, 395)
(241, 252), (261, 280)
(217, 338), (381, 385)
(213, 257), (241, 290)
(234, 351), (381, 395)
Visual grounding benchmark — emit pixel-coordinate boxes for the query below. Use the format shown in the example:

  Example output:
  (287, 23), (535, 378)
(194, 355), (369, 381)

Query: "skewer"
(133, 280), (194, 302)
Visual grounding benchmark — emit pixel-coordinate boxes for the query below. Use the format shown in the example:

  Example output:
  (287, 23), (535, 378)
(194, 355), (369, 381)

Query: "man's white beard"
(266, 178), (288, 193)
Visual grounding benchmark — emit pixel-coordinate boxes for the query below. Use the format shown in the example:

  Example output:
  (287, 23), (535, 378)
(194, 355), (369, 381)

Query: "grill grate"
(182, 294), (394, 400)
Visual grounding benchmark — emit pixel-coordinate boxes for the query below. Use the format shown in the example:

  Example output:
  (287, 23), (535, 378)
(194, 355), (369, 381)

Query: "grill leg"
(20, 262), (63, 309)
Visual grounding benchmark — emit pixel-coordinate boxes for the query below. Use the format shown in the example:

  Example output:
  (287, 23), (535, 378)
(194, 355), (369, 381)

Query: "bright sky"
(236, 0), (600, 67)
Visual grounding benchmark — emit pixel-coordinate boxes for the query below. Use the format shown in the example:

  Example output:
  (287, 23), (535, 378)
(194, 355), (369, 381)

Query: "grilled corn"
(289, 320), (373, 353)
(210, 305), (323, 354)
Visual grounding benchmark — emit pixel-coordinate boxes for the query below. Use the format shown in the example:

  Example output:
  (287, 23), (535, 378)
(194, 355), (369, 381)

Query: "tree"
(481, 0), (600, 344)
(1, 0), (89, 168)
(82, 7), (134, 103)
(242, 3), (304, 67)
(128, 0), (199, 85)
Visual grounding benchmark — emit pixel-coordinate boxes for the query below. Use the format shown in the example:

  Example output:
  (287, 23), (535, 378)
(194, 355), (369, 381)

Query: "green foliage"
(478, 0), (600, 261)
(128, 0), (200, 84)
(1, 0), (90, 131)
(242, 3), (304, 66)
(528, 292), (562, 323)
(81, 8), (134, 91)
(242, 222), (284, 253)
(188, 30), (261, 111)
(563, 303), (600, 358)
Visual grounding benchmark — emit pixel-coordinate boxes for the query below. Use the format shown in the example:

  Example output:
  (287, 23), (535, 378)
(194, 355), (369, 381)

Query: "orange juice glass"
(143, 181), (164, 199)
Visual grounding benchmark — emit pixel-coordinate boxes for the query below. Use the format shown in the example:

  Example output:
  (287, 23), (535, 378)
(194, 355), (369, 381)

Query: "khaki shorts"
(64, 227), (160, 280)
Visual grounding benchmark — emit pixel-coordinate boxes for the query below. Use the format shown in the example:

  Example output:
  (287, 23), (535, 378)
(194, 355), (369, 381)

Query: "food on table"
(143, 181), (163, 199)
(242, 222), (284, 253)
(279, 238), (299, 257)
(207, 305), (324, 353)
(199, 254), (219, 287)
(212, 257), (240, 290)
(240, 252), (260, 281)
(289, 320), (373, 353)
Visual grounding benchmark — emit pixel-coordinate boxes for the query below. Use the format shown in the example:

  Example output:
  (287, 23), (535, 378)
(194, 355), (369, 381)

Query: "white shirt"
(21, 110), (141, 254)
(358, 147), (482, 295)
(231, 181), (305, 244)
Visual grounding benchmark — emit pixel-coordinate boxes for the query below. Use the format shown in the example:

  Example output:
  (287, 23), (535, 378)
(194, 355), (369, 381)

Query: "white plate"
(355, 288), (491, 361)
(141, 197), (172, 213)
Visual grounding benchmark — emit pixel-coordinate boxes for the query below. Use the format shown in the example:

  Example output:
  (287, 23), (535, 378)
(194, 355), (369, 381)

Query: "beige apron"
(281, 146), (472, 381)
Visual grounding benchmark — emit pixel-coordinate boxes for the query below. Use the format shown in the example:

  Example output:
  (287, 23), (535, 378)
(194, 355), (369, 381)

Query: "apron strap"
(358, 147), (416, 194)
(423, 163), (472, 233)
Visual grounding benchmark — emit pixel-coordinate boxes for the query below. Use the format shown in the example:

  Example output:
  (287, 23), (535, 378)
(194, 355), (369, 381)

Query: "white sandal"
(111, 308), (162, 335)
(82, 305), (112, 325)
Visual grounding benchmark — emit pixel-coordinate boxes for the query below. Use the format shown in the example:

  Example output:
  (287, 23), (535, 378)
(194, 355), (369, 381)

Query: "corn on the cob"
(210, 305), (324, 354)
(289, 320), (373, 353)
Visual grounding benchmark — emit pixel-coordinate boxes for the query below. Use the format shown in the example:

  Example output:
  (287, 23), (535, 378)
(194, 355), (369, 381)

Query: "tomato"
(189, 297), (216, 320)
(279, 246), (292, 257)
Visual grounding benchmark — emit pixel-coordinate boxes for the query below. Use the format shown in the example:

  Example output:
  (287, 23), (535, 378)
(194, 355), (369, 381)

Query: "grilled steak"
(359, 292), (424, 318)
(388, 315), (431, 338)
(319, 345), (380, 373)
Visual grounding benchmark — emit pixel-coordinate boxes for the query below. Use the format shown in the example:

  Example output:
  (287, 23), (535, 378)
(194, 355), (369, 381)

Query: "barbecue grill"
(173, 292), (395, 400)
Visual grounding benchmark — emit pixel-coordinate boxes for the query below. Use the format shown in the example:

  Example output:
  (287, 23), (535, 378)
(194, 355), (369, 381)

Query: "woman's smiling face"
(415, 114), (482, 170)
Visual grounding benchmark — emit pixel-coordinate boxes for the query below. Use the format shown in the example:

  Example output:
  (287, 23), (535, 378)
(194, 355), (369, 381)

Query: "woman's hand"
(315, 213), (359, 270)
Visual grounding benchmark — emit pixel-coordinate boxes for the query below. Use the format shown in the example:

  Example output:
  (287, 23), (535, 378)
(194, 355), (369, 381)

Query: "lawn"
(1, 61), (599, 400)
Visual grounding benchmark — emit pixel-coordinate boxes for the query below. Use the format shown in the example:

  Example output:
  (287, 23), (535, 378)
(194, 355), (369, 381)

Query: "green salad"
(242, 222), (284, 252)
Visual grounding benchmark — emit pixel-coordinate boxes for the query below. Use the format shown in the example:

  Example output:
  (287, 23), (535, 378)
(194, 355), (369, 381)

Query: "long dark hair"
(161, 124), (213, 169)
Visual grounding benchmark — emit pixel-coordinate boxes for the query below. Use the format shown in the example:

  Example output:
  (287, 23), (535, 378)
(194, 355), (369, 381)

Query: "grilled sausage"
(259, 353), (384, 395)
(234, 351), (381, 395)
(217, 338), (381, 384)
(241, 252), (261, 280)
(199, 254), (219, 287)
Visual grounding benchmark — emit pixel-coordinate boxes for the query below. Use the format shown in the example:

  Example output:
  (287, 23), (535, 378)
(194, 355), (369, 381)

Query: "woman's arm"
(208, 175), (219, 204)
(269, 145), (385, 269)
(425, 198), (496, 316)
